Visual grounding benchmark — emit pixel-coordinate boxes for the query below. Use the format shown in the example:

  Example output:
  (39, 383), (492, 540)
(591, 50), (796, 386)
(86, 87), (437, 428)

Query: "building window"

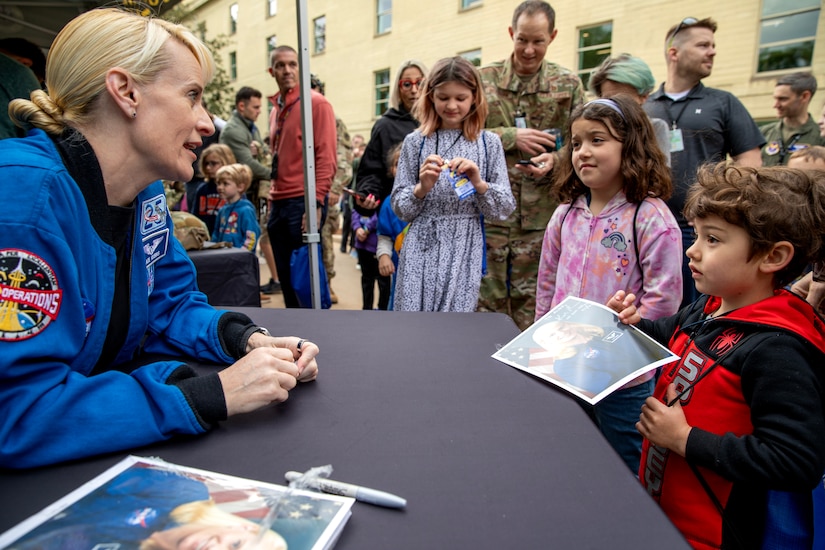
(314, 15), (326, 54)
(577, 22), (612, 90)
(229, 51), (237, 81)
(266, 35), (277, 66)
(758, 0), (820, 73)
(460, 0), (482, 9)
(460, 48), (482, 67)
(374, 69), (390, 117)
(377, 0), (391, 35)
(268, 0), (277, 17)
(229, 3), (238, 34)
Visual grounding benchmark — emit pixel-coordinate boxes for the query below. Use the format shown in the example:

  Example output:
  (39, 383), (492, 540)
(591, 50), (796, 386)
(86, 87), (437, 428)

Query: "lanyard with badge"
(765, 121), (803, 165)
(666, 99), (692, 153)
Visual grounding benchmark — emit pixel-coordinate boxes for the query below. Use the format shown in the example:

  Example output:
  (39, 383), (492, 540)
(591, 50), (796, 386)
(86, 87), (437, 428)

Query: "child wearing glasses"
(609, 163), (825, 549)
(192, 144), (235, 235)
(390, 56), (515, 312)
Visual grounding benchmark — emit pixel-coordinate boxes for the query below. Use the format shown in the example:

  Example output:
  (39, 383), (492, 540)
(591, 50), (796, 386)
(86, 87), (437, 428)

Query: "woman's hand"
(356, 227), (368, 242)
(355, 193), (380, 210)
(243, 334), (319, 382)
(218, 347), (301, 416)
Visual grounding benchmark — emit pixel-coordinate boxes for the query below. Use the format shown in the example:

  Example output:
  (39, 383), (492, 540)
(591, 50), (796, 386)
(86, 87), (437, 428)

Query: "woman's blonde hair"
(139, 499), (287, 550)
(9, 7), (214, 135)
(215, 163), (253, 194)
(389, 59), (428, 111)
(199, 143), (237, 179)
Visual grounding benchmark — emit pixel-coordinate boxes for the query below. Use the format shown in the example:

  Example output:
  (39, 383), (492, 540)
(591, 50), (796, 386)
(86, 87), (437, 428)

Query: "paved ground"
(259, 234), (369, 310)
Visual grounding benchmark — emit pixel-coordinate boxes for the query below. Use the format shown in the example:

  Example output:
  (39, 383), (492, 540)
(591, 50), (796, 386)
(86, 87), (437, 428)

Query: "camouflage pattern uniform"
(322, 116), (353, 282)
(478, 57), (584, 330)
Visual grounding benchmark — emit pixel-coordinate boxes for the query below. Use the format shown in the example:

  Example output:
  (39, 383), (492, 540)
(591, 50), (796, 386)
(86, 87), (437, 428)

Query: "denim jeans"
(267, 196), (326, 308)
(590, 378), (655, 475)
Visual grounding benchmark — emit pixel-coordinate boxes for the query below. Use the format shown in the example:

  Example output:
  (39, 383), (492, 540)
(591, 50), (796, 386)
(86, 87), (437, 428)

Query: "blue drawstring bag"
(289, 244), (331, 309)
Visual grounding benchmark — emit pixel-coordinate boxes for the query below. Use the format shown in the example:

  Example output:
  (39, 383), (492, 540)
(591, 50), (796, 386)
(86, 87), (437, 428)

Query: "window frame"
(460, 0), (482, 11)
(459, 48), (482, 67)
(229, 3), (238, 34)
(756, 0), (820, 74)
(576, 22), (613, 91)
(376, 0), (392, 35)
(374, 68), (390, 118)
(313, 15), (326, 55)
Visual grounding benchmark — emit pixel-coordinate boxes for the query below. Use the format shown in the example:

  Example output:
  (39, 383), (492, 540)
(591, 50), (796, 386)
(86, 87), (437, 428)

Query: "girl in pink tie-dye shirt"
(536, 95), (682, 474)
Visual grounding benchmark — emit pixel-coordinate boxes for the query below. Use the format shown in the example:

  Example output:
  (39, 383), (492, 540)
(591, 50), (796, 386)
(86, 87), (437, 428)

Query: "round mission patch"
(0, 249), (63, 341)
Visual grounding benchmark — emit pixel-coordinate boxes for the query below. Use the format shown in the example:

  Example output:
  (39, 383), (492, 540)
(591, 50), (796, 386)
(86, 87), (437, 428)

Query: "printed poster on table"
(493, 296), (679, 405)
(0, 455), (353, 550)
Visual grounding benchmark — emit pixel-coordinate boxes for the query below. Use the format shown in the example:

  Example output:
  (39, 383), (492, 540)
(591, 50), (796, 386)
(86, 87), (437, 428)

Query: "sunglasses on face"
(399, 78), (424, 90)
(668, 17), (699, 47)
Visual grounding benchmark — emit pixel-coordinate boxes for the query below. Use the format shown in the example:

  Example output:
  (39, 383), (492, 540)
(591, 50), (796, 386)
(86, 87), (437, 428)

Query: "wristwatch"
(254, 326), (271, 337)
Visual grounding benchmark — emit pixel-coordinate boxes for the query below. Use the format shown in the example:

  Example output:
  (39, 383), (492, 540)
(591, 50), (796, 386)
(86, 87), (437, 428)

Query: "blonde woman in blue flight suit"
(0, 8), (318, 469)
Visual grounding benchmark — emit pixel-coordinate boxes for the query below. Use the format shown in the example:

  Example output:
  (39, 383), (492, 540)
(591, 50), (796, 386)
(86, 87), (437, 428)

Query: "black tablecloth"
(0, 309), (687, 549)
(188, 247), (260, 306)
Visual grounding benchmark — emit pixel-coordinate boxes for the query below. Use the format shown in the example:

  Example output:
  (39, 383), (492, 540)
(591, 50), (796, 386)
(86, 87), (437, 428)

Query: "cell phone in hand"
(342, 188), (366, 200)
(517, 159), (539, 167)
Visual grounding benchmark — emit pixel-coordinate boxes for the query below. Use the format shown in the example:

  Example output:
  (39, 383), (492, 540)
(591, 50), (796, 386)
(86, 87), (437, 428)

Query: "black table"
(188, 247), (260, 306)
(0, 309), (688, 549)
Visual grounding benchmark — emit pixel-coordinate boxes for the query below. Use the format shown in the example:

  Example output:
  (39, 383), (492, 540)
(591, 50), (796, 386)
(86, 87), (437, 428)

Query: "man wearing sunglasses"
(643, 17), (764, 308)
(477, 0), (584, 331)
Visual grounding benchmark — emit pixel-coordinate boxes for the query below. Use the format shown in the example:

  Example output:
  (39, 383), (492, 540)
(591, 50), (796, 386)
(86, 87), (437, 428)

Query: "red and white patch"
(0, 249), (62, 341)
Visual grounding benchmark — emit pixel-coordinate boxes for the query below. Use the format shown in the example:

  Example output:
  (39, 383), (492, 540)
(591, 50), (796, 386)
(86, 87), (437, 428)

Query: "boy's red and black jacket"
(637, 290), (825, 550)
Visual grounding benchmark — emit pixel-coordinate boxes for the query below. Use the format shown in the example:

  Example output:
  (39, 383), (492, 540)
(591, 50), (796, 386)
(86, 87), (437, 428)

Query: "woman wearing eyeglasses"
(354, 59), (428, 216)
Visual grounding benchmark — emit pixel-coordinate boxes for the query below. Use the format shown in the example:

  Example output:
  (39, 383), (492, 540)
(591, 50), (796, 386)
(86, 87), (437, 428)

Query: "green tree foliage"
(162, 7), (234, 119)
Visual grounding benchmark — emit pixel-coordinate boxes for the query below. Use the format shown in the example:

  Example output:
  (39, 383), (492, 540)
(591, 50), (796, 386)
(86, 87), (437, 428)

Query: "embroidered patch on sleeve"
(140, 194), (168, 236)
(0, 249), (62, 340)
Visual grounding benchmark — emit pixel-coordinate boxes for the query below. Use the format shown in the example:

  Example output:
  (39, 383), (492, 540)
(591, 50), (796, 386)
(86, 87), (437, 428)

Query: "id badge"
(447, 169), (476, 200)
(670, 128), (685, 153)
(514, 112), (527, 129)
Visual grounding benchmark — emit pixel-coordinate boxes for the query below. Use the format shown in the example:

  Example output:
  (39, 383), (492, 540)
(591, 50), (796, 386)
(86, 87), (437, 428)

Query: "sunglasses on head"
(399, 78), (424, 90)
(668, 17), (699, 46)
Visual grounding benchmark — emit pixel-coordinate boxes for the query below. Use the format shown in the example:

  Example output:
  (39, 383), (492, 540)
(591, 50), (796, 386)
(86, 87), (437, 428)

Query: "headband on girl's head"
(585, 98), (625, 119)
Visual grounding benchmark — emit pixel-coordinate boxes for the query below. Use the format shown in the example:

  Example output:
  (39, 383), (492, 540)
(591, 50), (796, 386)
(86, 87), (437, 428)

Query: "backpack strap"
(633, 200), (643, 288)
(479, 131), (488, 275)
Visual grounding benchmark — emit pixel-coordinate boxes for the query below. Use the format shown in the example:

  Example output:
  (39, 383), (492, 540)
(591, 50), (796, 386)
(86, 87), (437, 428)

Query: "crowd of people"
(1, 2), (825, 548)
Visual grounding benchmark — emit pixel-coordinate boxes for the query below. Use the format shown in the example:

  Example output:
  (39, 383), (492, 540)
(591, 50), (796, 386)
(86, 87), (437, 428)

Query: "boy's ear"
(759, 241), (794, 275)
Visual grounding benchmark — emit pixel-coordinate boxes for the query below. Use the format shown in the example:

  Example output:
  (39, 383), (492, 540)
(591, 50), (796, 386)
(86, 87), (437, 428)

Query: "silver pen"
(284, 471), (407, 509)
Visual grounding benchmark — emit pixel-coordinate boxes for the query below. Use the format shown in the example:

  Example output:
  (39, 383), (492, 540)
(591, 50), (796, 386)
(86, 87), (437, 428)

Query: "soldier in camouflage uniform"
(478, 0), (584, 330)
(311, 74), (353, 304)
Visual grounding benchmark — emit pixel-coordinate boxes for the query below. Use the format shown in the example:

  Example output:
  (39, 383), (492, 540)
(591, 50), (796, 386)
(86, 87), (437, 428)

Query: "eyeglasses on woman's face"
(204, 160), (223, 167)
(399, 78), (424, 90)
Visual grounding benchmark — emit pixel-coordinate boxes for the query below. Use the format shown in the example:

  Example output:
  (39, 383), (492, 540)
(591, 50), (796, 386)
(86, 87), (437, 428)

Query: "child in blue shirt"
(212, 163), (259, 251)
